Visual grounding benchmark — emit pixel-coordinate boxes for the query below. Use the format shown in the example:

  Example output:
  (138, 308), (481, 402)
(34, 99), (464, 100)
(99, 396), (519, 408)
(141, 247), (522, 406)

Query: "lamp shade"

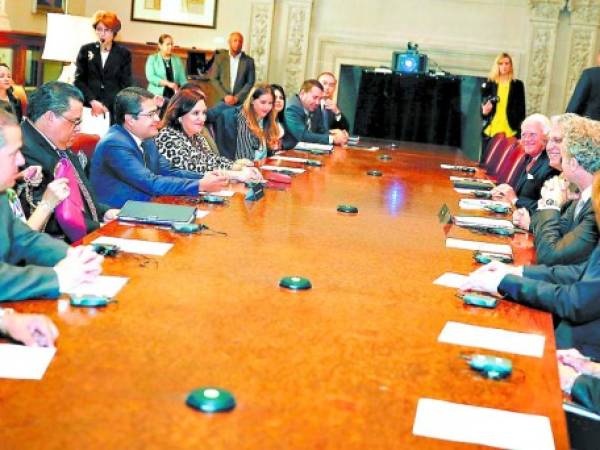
(42, 13), (96, 63)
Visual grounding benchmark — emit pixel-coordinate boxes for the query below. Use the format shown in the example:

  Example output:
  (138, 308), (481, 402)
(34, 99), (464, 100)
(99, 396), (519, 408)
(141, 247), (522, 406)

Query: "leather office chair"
(71, 133), (100, 160)
(495, 144), (526, 186)
(480, 132), (505, 167)
(484, 136), (517, 177)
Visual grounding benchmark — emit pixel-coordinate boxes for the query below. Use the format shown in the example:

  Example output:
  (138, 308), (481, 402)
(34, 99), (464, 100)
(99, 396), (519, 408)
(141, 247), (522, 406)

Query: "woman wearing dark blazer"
(74, 10), (132, 120)
(271, 84), (298, 150)
(481, 52), (526, 149)
(0, 63), (23, 122)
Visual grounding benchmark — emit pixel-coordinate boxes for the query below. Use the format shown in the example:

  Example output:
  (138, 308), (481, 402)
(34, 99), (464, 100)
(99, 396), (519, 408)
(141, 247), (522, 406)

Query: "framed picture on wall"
(131, 0), (218, 28)
(32, 0), (68, 14)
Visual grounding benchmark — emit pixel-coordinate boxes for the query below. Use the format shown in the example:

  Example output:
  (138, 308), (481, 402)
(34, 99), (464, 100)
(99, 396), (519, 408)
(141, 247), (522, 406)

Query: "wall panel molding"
(248, 0), (274, 83)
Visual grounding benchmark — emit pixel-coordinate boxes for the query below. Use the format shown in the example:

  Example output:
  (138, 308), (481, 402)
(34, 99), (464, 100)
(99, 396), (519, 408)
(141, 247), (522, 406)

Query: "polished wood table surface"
(0, 142), (568, 449)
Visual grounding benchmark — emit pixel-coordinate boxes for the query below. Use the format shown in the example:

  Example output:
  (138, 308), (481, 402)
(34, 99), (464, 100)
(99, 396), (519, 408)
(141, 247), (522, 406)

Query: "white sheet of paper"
(440, 163), (477, 171)
(454, 188), (491, 195)
(261, 165), (306, 174)
(196, 210), (210, 219)
(294, 142), (333, 151)
(413, 398), (555, 450)
(446, 238), (513, 255)
(80, 107), (110, 137)
(270, 155), (308, 163)
(209, 190), (235, 197)
(0, 344), (56, 380)
(91, 236), (173, 256)
(438, 321), (546, 357)
(459, 198), (511, 211)
(454, 216), (514, 229)
(66, 276), (129, 298)
(449, 176), (493, 183)
(433, 273), (468, 289)
(347, 146), (379, 152)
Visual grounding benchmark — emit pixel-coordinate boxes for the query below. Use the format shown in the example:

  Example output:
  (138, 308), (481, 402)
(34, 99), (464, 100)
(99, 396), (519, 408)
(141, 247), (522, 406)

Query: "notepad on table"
(433, 273), (468, 289)
(454, 216), (514, 229)
(261, 165), (306, 174)
(65, 276), (129, 299)
(91, 237), (173, 256)
(270, 155), (309, 163)
(459, 198), (511, 211)
(0, 344), (56, 380)
(413, 398), (555, 450)
(438, 321), (545, 357)
(294, 142), (333, 152)
(446, 237), (512, 255)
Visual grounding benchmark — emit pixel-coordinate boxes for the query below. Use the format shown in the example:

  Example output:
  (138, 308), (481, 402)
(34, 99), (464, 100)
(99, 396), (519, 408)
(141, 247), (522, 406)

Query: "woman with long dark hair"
(271, 83), (297, 150)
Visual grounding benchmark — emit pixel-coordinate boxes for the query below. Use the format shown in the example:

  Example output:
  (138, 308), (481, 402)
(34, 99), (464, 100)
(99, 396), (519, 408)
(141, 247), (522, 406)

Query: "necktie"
(57, 150), (98, 222)
(573, 199), (585, 221)
(306, 113), (312, 130)
(525, 156), (536, 173)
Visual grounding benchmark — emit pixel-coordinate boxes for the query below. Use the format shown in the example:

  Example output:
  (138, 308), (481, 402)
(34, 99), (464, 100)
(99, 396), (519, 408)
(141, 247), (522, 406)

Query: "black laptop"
(117, 201), (197, 226)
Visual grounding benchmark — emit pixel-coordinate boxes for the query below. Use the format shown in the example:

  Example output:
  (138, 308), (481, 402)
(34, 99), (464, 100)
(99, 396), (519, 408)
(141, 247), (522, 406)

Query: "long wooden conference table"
(0, 142), (569, 449)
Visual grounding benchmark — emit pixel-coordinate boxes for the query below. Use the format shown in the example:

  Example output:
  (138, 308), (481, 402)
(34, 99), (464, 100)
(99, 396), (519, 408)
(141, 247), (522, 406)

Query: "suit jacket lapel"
(234, 56), (246, 93)
(223, 54), (231, 94)
(92, 44), (103, 79)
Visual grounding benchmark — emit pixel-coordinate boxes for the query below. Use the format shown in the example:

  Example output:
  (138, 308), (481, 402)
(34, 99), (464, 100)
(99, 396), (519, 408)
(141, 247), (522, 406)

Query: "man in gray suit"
(208, 32), (255, 106)
(0, 109), (103, 302)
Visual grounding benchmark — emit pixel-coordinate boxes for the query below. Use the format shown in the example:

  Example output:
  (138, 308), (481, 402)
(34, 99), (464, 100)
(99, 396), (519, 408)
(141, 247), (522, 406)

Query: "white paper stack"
(294, 142), (334, 152)
(459, 198), (511, 211)
(65, 276), (129, 298)
(0, 344), (57, 380)
(454, 216), (514, 230)
(261, 165), (306, 174)
(91, 237), (173, 256)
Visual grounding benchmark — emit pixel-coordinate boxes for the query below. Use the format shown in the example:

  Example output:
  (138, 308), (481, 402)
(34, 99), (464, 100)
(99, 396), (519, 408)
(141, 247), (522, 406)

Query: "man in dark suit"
(20, 81), (117, 243)
(313, 72), (349, 132)
(491, 113), (559, 213)
(0, 108), (103, 302)
(74, 11), (132, 119)
(513, 114), (599, 265)
(460, 172), (600, 359)
(208, 32), (255, 106)
(285, 79), (349, 146)
(91, 87), (228, 208)
(566, 64), (600, 121)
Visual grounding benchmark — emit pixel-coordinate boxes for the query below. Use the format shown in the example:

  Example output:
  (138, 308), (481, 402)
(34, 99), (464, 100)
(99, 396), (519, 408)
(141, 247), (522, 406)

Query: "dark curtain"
(354, 71), (461, 147)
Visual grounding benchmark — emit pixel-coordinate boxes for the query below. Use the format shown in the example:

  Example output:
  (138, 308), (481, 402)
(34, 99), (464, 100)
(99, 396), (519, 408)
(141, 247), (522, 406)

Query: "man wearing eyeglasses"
(20, 81), (117, 243)
(90, 87), (229, 208)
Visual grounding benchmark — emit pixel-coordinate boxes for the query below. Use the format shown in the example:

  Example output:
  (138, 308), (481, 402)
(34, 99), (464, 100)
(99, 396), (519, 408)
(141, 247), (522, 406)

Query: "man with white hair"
(491, 113), (560, 213)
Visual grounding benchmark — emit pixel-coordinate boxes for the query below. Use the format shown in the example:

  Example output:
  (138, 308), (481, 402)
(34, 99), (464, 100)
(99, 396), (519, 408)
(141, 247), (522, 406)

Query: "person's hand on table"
(54, 246), (104, 293)
(459, 261), (523, 296)
(0, 311), (59, 347)
(491, 183), (517, 204)
(558, 362), (580, 394)
(331, 129), (348, 146)
(103, 208), (120, 221)
(558, 348), (598, 375)
(199, 171), (230, 192)
(512, 207), (530, 229)
(232, 166), (263, 183)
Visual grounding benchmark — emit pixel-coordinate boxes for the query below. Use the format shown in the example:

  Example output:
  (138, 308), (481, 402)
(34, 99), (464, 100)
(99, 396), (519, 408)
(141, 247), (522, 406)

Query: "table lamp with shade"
(42, 13), (96, 84)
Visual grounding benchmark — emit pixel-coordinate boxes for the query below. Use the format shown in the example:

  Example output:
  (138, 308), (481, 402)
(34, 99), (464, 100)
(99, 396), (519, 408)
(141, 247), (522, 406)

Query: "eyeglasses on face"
(56, 113), (82, 127)
(136, 109), (160, 119)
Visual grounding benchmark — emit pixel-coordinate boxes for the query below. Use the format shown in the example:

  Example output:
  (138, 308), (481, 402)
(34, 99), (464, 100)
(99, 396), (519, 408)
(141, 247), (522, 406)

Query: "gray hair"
(28, 81), (84, 122)
(562, 115), (600, 174)
(0, 109), (19, 149)
(521, 113), (551, 137)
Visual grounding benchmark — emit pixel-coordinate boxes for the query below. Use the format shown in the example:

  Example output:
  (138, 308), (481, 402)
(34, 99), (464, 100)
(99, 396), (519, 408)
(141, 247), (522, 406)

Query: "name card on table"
(65, 276), (129, 299)
(413, 398), (555, 450)
(261, 165), (306, 174)
(438, 321), (545, 357)
(446, 238), (512, 255)
(433, 273), (468, 289)
(0, 345), (56, 380)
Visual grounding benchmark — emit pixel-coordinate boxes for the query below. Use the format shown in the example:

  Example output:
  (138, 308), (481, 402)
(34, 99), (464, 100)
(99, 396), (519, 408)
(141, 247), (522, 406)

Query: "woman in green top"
(481, 52), (526, 151)
(145, 34), (188, 103)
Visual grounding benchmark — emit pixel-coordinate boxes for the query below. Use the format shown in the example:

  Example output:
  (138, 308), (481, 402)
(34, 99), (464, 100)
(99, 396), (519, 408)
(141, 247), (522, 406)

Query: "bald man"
(208, 32), (255, 106)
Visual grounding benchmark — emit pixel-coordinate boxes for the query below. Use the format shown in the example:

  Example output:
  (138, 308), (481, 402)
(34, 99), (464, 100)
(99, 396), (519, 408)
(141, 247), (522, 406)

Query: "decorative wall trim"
(281, 0), (313, 95)
(0, 0), (10, 31)
(525, 0), (564, 114)
(248, 0), (274, 83)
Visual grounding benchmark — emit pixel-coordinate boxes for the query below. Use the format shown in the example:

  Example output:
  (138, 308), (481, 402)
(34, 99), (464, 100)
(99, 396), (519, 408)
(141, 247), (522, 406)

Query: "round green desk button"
(279, 276), (312, 290)
(366, 170), (382, 177)
(186, 387), (236, 413)
(337, 204), (359, 214)
(378, 154), (392, 161)
(202, 195), (225, 204)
